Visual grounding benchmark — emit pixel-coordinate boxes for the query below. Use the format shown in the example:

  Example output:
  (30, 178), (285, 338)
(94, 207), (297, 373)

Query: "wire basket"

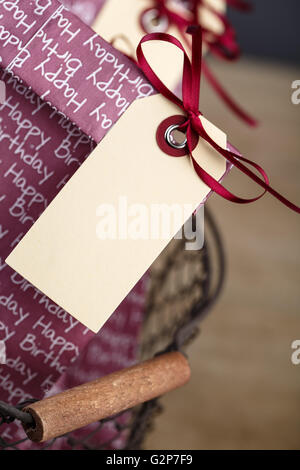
(0, 208), (225, 450)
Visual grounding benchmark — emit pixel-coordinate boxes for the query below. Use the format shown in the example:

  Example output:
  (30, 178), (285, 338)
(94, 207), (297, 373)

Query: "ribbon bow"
(141, 0), (256, 126)
(142, 0), (242, 59)
(136, 26), (300, 213)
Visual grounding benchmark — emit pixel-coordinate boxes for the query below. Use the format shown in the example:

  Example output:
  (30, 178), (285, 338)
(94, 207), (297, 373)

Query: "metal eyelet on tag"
(165, 124), (188, 150)
(156, 115), (199, 157)
(141, 8), (169, 33)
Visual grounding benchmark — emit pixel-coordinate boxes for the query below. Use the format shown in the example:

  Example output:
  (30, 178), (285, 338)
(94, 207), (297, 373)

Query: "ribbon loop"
(136, 26), (300, 214)
(140, 0), (257, 126)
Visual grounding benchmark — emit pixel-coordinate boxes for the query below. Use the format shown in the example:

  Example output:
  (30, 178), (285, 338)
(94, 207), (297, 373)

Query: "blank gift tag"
(6, 94), (227, 333)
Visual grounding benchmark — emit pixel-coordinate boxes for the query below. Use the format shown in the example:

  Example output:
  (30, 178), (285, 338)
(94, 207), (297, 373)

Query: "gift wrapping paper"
(0, 0), (151, 447)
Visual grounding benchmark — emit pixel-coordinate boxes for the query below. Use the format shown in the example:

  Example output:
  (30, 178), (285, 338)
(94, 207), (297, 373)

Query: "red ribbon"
(226, 0), (252, 12)
(140, 0), (257, 126)
(136, 26), (300, 214)
(192, 0), (242, 60)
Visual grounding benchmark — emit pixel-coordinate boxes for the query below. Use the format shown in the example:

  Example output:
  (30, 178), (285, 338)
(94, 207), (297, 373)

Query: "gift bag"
(0, 0), (154, 445)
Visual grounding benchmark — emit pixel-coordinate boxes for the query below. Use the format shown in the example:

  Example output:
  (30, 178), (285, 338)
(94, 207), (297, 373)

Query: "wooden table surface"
(145, 57), (300, 450)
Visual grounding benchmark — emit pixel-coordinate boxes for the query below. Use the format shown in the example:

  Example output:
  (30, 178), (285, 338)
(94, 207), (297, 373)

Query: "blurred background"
(145, 0), (300, 450)
(228, 0), (300, 64)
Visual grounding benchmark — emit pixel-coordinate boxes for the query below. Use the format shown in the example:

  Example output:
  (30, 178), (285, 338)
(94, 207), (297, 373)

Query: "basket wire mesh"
(0, 208), (225, 450)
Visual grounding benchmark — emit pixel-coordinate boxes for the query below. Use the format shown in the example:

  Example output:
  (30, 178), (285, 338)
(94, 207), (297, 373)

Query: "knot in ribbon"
(136, 26), (300, 213)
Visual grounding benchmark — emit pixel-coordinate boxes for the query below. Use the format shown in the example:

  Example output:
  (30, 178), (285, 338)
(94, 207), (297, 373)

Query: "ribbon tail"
(187, 123), (267, 204)
(191, 155), (266, 204)
(189, 120), (300, 214)
(208, 40), (241, 62)
(202, 60), (258, 127)
(198, 6), (241, 61)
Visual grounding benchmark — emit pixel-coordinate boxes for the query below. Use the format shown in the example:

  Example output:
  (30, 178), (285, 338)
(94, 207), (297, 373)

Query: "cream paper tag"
(93, 0), (226, 90)
(6, 94), (227, 333)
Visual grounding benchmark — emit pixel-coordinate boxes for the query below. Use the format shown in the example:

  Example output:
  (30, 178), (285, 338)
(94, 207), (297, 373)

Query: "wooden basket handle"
(23, 351), (191, 442)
